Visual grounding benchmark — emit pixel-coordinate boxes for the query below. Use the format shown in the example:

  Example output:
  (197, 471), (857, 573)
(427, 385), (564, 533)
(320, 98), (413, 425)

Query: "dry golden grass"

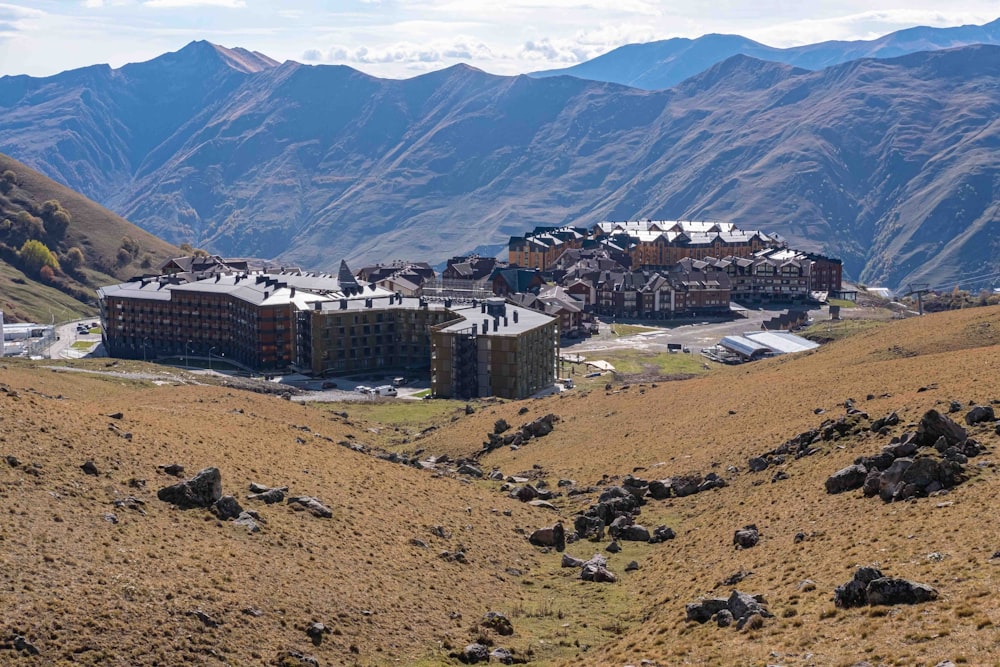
(1, 305), (999, 666)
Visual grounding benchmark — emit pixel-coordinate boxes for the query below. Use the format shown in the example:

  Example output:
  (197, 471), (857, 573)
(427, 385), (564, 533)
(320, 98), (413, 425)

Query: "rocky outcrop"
(835, 566), (938, 608)
(686, 590), (772, 630)
(157, 467), (223, 509)
(832, 409), (987, 502)
(482, 414), (559, 454)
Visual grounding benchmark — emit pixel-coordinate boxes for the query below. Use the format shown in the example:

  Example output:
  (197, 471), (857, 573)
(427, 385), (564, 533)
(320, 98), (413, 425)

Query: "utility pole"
(905, 283), (930, 316)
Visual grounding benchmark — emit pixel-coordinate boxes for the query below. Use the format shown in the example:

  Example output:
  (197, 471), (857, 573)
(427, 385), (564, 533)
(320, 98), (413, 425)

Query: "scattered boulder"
(211, 495), (243, 520)
(866, 577), (938, 606)
(561, 553), (584, 568)
(687, 590), (771, 629)
(605, 540), (621, 554)
(305, 622), (330, 646)
(529, 522), (565, 551)
(965, 405), (996, 425)
(247, 486), (287, 504)
(625, 560), (640, 572)
(494, 419), (511, 434)
(481, 611), (514, 636)
(733, 524), (760, 549)
(276, 650), (319, 666)
(189, 609), (220, 627)
(914, 409), (967, 448)
(580, 553), (617, 583)
(156, 467), (223, 509)
(234, 511), (261, 533)
(159, 463), (185, 477)
(835, 566), (937, 608)
(287, 496), (333, 518)
(80, 460), (99, 476)
(459, 643), (490, 664)
(748, 456), (769, 472)
(619, 525), (651, 542)
(825, 464), (868, 494)
(489, 647), (515, 665)
(12, 635), (40, 656)
(649, 525), (676, 543)
(457, 462), (483, 477)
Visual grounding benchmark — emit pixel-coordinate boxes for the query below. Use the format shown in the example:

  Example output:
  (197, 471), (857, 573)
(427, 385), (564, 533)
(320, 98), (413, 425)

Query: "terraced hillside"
(1, 305), (998, 666)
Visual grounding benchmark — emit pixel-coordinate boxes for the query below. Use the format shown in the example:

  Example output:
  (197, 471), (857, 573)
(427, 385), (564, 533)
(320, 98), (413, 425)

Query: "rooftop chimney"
(513, 311), (518, 323)
(340, 299), (348, 310)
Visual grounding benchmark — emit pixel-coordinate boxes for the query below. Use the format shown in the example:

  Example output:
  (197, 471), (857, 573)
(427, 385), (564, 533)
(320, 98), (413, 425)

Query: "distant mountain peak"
(172, 40), (279, 74)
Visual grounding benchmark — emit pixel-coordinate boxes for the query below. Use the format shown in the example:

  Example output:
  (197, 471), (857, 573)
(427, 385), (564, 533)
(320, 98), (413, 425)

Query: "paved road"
(49, 318), (104, 359)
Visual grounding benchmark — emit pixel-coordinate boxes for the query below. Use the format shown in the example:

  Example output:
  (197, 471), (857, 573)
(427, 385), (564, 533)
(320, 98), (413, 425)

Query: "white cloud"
(143, 0), (246, 8)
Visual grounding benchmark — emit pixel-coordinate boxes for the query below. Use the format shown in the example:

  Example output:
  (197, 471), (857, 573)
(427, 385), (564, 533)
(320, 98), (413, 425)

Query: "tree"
(0, 170), (15, 195)
(39, 265), (56, 283)
(64, 246), (85, 270)
(40, 199), (70, 240)
(19, 239), (60, 275)
(116, 247), (133, 266)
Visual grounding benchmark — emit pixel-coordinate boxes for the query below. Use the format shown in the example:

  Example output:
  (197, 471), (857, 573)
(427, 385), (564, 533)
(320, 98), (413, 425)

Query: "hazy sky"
(1, 1), (998, 78)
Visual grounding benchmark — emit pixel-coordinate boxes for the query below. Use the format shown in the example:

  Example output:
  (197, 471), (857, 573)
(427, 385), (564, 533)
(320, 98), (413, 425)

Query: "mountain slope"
(2, 305), (999, 664)
(0, 153), (179, 322)
(531, 17), (1000, 90)
(2, 44), (1000, 290)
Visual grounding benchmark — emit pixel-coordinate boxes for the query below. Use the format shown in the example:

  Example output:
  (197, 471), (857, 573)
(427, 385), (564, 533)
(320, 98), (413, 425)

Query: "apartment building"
(431, 298), (558, 400)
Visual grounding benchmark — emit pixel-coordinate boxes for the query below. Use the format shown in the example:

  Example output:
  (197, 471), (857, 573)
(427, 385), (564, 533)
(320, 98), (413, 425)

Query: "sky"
(0, 1), (998, 79)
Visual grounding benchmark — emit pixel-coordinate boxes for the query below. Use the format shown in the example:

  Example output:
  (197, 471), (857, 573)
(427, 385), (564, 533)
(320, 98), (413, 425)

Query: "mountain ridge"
(2, 42), (1000, 290)
(531, 17), (1000, 90)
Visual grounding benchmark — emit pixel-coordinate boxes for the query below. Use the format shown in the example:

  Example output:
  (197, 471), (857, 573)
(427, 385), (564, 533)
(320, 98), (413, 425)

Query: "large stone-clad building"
(431, 299), (559, 400)
(98, 260), (558, 399)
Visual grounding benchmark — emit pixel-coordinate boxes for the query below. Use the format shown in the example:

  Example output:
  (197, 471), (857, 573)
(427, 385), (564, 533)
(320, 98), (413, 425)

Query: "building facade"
(431, 299), (559, 400)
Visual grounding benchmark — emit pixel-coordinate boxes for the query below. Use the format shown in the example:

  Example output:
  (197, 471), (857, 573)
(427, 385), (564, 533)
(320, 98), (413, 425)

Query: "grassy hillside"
(0, 153), (178, 323)
(1, 306), (998, 665)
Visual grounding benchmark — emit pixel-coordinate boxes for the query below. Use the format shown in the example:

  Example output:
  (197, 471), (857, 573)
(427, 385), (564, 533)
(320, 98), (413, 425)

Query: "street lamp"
(208, 346), (218, 372)
(185, 340), (193, 369)
(142, 337), (150, 363)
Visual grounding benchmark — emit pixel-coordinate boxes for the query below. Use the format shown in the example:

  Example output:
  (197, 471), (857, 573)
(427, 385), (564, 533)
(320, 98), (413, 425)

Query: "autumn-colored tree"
(39, 265), (56, 283)
(19, 239), (60, 275)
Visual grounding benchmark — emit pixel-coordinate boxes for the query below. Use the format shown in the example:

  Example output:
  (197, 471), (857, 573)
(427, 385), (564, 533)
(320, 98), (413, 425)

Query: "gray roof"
(436, 302), (555, 336)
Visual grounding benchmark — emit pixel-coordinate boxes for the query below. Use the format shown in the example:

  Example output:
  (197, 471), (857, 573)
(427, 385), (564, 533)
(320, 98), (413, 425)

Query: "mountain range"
(531, 18), (1000, 90)
(1, 30), (999, 291)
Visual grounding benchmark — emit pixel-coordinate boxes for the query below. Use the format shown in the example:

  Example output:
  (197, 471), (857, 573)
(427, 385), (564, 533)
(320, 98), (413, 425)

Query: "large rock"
(825, 464), (868, 494)
(671, 473), (703, 497)
(901, 454), (943, 489)
(733, 524), (760, 549)
(685, 598), (729, 623)
(877, 458), (912, 502)
(481, 611), (514, 636)
(211, 495), (243, 520)
(834, 566), (885, 608)
(647, 479), (672, 499)
(529, 522), (565, 551)
(459, 643), (490, 664)
(866, 577), (938, 606)
(914, 410), (967, 448)
(157, 467), (223, 509)
(619, 525), (651, 542)
(965, 405), (996, 425)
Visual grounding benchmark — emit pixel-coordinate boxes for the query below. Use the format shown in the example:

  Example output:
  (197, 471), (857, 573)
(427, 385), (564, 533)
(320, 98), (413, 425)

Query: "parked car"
(321, 381), (337, 389)
(355, 385), (371, 394)
(374, 385), (397, 396)
(392, 377), (407, 386)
